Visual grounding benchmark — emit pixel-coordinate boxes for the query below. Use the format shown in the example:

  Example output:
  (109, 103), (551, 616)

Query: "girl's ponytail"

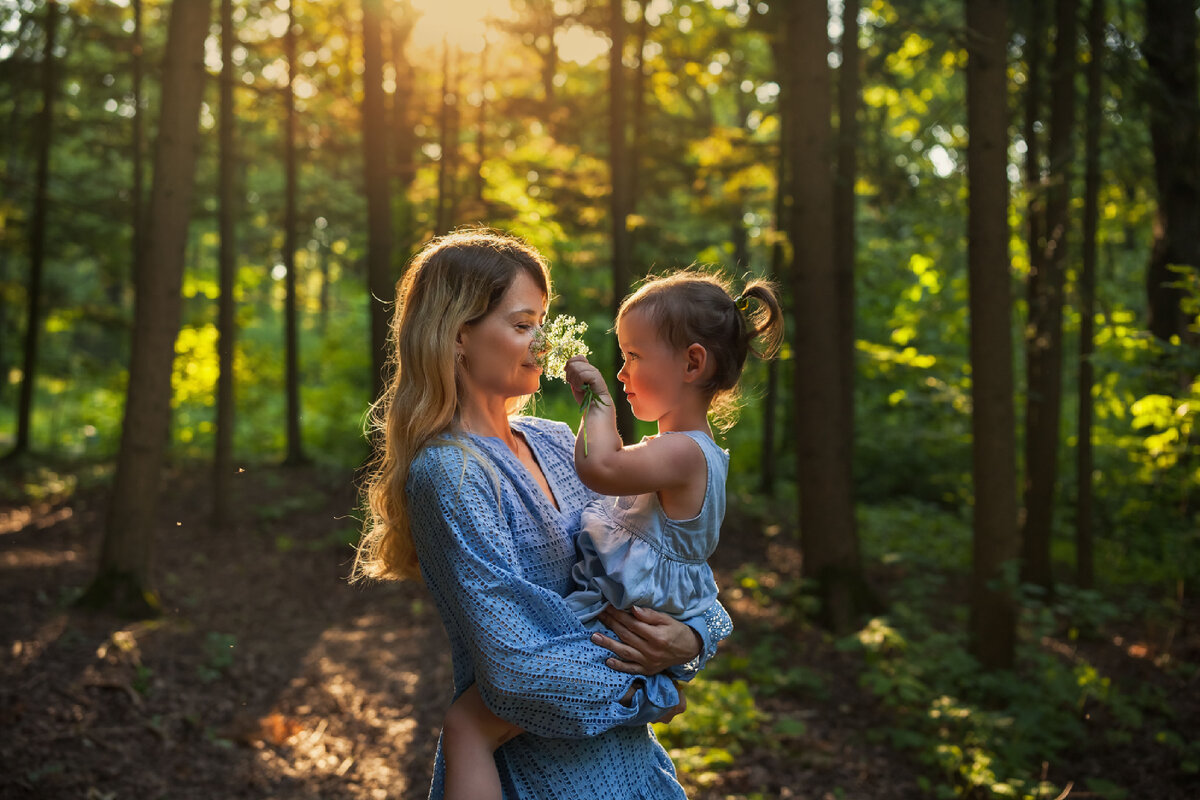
(737, 279), (784, 360)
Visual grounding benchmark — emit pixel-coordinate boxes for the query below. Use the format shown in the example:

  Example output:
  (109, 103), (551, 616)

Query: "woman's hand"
(591, 605), (703, 675)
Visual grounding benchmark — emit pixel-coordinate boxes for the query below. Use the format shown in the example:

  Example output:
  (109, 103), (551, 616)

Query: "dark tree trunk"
(363, 0), (393, 403)
(785, 0), (862, 635)
(132, 0), (145, 310)
(283, 0), (305, 465)
(1022, 0), (1077, 593)
(835, 0), (860, 517)
(760, 146), (786, 497)
(965, 0), (1019, 671)
(8, 0), (60, 460)
(1144, 0), (1200, 343)
(214, 0), (237, 525)
(82, 0), (213, 618)
(610, 0), (635, 443)
(1076, 0), (1104, 590)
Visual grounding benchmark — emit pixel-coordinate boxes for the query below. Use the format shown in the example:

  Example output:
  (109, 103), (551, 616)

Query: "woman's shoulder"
(408, 435), (496, 491)
(511, 415), (573, 447)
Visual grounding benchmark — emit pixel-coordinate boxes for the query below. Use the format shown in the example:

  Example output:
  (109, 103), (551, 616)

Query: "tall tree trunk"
(965, 0), (1019, 672)
(132, 0), (145, 310)
(214, 0), (237, 525)
(8, 0), (60, 460)
(609, 0), (635, 443)
(786, 0), (862, 635)
(389, 5), (417, 267)
(1022, 0), (1077, 593)
(1076, 0), (1104, 589)
(760, 137), (787, 497)
(629, 0), (649, 206)
(475, 40), (487, 205)
(435, 36), (451, 235)
(283, 0), (305, 465)
(363, 0), (393, 403)
(82, 0), (213, 617)
(835, 0), (860, 518)
(1144, 0), (1200, 343)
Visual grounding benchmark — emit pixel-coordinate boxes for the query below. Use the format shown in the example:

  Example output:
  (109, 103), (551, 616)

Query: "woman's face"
(457, 270), (548, 402)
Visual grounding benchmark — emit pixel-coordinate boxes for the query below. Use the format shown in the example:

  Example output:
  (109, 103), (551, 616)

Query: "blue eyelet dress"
(407, 416), (733, 800)
(565, 430), (727, 629)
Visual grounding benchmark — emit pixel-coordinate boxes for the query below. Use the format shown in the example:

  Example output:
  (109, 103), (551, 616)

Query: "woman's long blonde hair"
(351, 230), (551, 582)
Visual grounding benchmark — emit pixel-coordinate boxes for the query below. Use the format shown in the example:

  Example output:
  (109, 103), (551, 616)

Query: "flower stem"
(578, 387), (609, 458)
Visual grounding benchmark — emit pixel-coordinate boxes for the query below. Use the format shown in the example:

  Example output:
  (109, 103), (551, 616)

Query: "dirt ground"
(0, 463), (1194, 799)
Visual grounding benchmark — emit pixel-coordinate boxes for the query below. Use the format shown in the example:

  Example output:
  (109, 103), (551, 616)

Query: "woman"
(352, 229), (732, 799)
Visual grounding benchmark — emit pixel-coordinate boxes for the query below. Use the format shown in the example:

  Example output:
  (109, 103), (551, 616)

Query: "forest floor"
(0, 461), (1195, 799)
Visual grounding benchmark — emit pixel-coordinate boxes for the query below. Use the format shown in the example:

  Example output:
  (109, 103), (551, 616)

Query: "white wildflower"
(531, 315), (590, 380)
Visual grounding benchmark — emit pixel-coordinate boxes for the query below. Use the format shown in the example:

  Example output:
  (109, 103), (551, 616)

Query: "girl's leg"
(442, 684), (522, 800)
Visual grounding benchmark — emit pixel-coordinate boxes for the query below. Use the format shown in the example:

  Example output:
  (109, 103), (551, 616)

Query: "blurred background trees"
(0, 0), (1197, 691)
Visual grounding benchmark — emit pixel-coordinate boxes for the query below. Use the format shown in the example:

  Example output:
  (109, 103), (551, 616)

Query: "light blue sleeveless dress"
(565, 429), (728, 627)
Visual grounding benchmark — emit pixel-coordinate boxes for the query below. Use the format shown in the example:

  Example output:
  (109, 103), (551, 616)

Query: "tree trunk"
(8, 0), (60, 460)
(835, 0), (860, 520)
(610, 0), (635, 443)
(760, 139), (787, 497)
(1022, 0), (1077, 593)
(82, 0), (213, 618)
(1076, 0), (1104, 590)
(363, 0), (393, 403)
(283, 0), (305, 465)
(435, 37), (451, 235)
(132, 0), (145, 311)
(1144, 0), (1200, 343)
(214, 0), (237, 525)
(786, 0), (862, 635)
(965, 0), (1019, 671)
(475, 41), (487, 205)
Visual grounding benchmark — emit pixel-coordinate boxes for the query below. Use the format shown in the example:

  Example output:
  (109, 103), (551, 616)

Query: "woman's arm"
(592, 602), (733, 681)
(408, 445), (682, 739)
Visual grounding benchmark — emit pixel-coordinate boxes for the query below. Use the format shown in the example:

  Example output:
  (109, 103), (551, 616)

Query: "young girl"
(441, 270), (783, 800)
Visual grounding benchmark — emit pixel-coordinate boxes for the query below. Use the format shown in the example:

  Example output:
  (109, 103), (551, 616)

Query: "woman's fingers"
(597, 607), (650, 649)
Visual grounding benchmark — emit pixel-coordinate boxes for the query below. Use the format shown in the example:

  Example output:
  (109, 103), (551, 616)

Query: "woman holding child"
(352, 229), (780, 799)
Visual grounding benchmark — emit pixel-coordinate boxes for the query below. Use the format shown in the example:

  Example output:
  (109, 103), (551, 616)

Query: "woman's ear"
(682, 343), (710, 383)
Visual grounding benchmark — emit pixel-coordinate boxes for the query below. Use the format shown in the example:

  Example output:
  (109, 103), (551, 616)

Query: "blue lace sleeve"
(408, 445), (680, 739)
(668, 602), (733, 681)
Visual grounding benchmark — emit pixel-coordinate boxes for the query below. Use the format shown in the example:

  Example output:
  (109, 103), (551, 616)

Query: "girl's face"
(457, 270), (548, 402)
(616, 306), (689, 423)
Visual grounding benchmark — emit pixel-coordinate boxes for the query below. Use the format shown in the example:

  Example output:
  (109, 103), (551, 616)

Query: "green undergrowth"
(681, 498), (1197, 799)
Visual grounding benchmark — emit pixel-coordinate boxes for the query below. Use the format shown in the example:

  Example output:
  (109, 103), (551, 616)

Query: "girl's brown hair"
(352, 229), (551, 582)
(618, 269), (783, 430)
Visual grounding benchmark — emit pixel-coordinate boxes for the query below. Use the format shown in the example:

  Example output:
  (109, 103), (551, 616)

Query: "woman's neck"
(458, 396), (518, 449)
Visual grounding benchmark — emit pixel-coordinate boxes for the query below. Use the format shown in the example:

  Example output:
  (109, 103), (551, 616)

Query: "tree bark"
(1022, 0), (1077, 593)
(835, 0), (860, 518)
(610, 0), (635, 443)
(214, 0), (237, 525)
(786, 0), (862, 635)
(363, 0), (393, 403)
(1076, 0), (1105, 589)
(283, 0), (305, 465)
(83, 0), (213, 617)
(435, 37), (451, 235)
(965, 0), (1019, 671)
(9, 0), (60, 460)
(1144, 0), (1200, 343)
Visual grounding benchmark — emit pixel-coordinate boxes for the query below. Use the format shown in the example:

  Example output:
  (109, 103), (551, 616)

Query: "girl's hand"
(564, 355), (611, 408)
(591, 605), (703, 675)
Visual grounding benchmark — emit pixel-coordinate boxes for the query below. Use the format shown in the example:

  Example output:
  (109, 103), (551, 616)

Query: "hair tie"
(734, 293), (751, 313)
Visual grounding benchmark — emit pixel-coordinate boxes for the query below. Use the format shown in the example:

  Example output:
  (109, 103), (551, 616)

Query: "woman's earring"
(456, 352), (466, 369)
